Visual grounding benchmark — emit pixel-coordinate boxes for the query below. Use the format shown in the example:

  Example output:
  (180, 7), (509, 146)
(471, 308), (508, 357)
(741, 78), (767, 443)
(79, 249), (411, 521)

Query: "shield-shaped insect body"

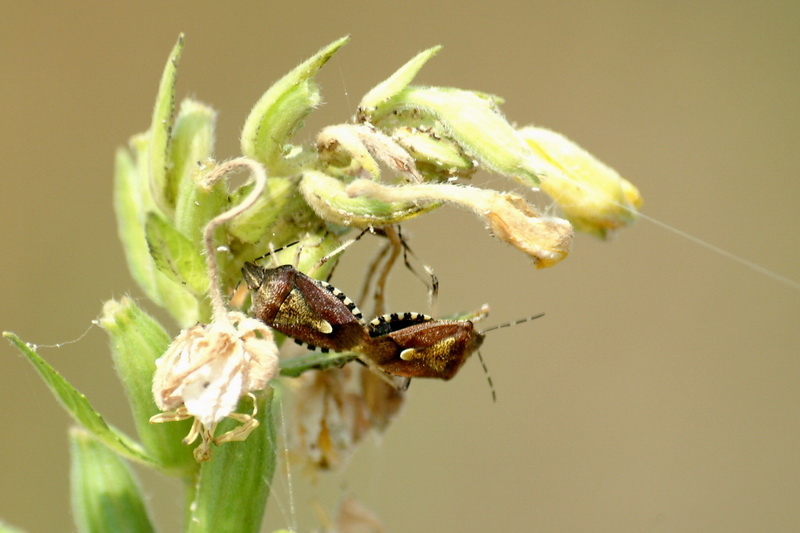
(365, 312), (485, 380)
(242, 262), (370, 353)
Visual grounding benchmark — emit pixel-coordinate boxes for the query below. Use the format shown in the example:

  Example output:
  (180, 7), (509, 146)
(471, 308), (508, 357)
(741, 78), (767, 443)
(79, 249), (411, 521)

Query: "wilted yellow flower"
(519, 126), (643, 239)
(150, 311), (279, 461)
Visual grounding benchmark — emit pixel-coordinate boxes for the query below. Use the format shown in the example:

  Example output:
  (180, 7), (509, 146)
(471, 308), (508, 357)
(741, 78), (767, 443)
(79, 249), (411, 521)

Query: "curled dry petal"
(346, 179), (573, 268)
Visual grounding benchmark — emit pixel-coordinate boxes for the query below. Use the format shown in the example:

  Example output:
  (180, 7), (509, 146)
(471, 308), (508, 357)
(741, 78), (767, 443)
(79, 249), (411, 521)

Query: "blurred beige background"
(2, 2), (799, 532)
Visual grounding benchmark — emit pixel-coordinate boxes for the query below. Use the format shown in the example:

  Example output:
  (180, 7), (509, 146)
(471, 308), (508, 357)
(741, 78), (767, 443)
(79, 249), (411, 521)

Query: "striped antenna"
(481, 313), (545, 334)
(477, 312), (544, 402)
(312, 227), (372, 272)
(476, 351), (496, 403)
(250, 240), (301, 267)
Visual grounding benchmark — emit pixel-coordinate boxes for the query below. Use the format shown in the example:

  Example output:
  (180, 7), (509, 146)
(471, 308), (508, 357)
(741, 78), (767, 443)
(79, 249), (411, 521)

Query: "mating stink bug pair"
(241, 258), (538, 385)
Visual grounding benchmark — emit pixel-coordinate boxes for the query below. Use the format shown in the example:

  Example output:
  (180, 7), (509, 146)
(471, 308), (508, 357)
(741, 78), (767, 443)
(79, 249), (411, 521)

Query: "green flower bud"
(99, 297), (197, 473)
(363, 86), (549, 186)
(224, 175), (319, 271)
(148, 34), (184, 214)
(171, 100), (224, 244)
(241, 36), (349, 172)
(115, 143), (158, 300)
(115, 136), (201, 326)
(0, 519), (26, 533)
(358, 45), (441, 117)
(391, 125), (475, 180)
(70, 428), (156, 533)
(300, 170), (441, 228)
(317, 123), (423, 181)
(519, 126), (643, 238)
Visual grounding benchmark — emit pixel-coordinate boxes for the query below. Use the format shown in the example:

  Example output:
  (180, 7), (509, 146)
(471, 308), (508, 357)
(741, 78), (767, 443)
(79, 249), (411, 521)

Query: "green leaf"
(241, 36), (349, 170)
(145, 212), (209, 297)
(114, 144), (161, 304)
(358, 45), (441, 116)
(170, 99), (221, 243)
(3, 332), (156, 466)
(115, 139), (202, 327)
(149, 34), (184, 212)
(299, 170), (442, 227)
(187, 390), (277, 533)
(99, 297), (197, 475)
(70, 428), (156, 533)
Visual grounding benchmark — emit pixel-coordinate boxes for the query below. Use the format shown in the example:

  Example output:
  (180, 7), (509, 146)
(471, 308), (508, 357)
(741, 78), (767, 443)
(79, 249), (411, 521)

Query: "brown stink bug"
(362, 308), (544, 402)
(363, 311), (486, 381)
(242, 262), (371, 354)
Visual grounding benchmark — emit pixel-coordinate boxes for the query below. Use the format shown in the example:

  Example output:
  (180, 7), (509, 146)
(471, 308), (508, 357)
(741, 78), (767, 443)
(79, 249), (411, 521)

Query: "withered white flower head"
(150, 312), (278, 461)
(149, 158), (279, 462)
(153, 312), (278, 419)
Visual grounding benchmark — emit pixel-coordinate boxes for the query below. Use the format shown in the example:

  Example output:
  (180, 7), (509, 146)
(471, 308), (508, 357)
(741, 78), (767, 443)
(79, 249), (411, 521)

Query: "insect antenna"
(474, 312), (544, 402)
(312, 227), (372, 277)
(475, 351), (496, 403)
(249, 240), (301, 267)
(481, 313), (545, 334)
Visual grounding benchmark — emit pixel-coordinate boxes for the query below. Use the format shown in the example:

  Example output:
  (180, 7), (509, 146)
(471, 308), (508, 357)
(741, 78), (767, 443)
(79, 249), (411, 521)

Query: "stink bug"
(242, 262), (370, 353)
(363, 311), (486, 381)
(363, 309), (544, 388)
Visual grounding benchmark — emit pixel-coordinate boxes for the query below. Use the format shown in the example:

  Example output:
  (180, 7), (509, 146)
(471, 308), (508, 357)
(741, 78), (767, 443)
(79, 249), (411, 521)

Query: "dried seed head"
(150, 311), (279, 460)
